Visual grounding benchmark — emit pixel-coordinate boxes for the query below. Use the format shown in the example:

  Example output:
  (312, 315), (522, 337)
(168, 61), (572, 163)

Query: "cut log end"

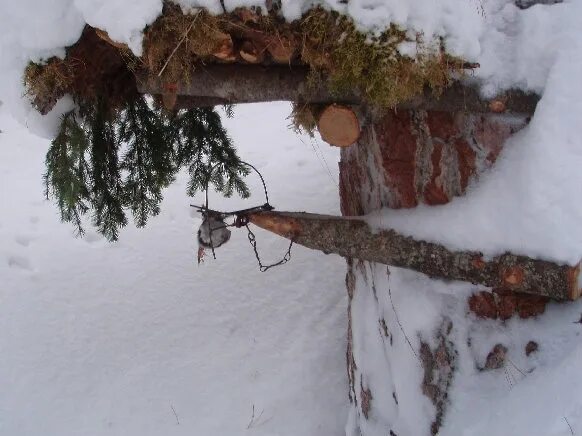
(568, 262), (582, 300)
(317, 104), (361, 147)
(248, 213), (302, 239)
(212, 34), (236, 62)
(266, 36), (296, 64)
(239, 41), (265, 64)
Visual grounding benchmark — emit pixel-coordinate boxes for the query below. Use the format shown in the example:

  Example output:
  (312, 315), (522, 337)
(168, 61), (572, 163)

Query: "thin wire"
(245, 224), (293, 272)
(299, 135), (338, 189)
(204, 161), (270, 210)
(200, 161), (291, 271)
(388, 287), (419, 361)
(311, 135), (338, 188)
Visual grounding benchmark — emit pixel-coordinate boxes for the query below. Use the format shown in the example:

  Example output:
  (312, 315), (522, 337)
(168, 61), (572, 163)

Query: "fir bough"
(44, 96), (249, 241)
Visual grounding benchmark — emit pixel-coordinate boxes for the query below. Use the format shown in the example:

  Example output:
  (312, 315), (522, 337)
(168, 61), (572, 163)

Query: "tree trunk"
(336, 108), (546, 435)
(248, 211), (581, 301)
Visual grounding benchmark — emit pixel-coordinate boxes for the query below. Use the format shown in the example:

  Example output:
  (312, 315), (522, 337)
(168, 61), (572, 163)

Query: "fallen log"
(137, 65), (540, 115)
(248, 211), (582, 301)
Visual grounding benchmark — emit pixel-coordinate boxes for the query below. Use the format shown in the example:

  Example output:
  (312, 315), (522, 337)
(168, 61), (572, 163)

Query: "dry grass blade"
(158, 10), (201, 77)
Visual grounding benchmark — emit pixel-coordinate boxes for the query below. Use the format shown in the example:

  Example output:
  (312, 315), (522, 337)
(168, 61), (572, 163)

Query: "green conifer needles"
(44, 96), (249, 241)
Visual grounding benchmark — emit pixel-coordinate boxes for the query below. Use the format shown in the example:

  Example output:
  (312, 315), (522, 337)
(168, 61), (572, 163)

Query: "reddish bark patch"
(367, 110), (526, 210)
(469, 291), (498, 319)
(517, 295), (549, 318)
(469, 289), (548, 321)
(453, 139), (476, 192)
(360, 376), (373, 419)
(375, 111), (418, 208)
(498, 294), (518, 320)
(484, 343), (507, 370)
(423, 142), (449, 205)
(339, 159), (365, 216)
(426, 111), (457, 139)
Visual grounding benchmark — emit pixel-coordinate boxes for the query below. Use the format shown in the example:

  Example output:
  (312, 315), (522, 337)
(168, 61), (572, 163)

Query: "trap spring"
(191, 161), (293, 271)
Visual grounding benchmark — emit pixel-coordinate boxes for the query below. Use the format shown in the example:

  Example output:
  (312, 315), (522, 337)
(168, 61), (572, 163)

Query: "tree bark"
(248, 211), (582, 301)
(136, 65), (540, 114)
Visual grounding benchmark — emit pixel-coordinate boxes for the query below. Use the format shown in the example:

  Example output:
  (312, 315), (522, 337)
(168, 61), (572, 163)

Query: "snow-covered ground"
(346, 263), (582, 436)
(0, 102), (348, 436)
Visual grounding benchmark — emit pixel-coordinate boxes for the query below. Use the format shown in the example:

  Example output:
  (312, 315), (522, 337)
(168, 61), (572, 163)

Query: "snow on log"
(248, 211), (582, 301)
(137, 65), (539, 114)
(94, 28), (129, 50)
(317, 104), (360, 147)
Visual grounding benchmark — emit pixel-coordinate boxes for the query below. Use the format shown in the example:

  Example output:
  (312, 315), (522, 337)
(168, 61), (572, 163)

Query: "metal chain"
(245, 224), (293, 272)
(197, 158), (291, 272)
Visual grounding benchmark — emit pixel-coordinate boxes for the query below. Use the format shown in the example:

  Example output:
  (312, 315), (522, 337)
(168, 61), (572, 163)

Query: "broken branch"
(248, 211), (581, 301)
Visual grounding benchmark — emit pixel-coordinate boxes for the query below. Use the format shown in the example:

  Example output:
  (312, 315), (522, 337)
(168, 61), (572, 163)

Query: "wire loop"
(193, 161), (292, 271)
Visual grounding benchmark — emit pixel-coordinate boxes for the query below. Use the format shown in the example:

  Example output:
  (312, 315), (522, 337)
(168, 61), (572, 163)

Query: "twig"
(507, 358), (527, 378)
(170, 403), (180, 425)
(503, 366), (514, 390)
(158, 11), (201, 77)
(564, 416), (574, 435)
(388, 287), (419, 361)
(247, 404), (269, 430)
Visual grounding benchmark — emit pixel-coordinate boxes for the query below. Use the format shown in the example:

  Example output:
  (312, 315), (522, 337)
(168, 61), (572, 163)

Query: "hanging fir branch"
(44, 95), (249, 241)
(172, 107), (250, 199)
(119, 95), (176, 228)
(44, 112), (91, 236)
(87, 98), (127, 241)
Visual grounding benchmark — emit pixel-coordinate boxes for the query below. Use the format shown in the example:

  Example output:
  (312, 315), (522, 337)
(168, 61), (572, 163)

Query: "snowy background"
(0, 103), (348, 435)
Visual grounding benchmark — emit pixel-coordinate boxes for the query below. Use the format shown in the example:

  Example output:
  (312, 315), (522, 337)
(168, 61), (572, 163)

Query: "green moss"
(299, 8), (463, 108)
(24, 5), (469, 114)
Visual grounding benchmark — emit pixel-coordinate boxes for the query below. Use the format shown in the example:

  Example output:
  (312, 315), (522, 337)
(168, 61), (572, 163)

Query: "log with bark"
(247, 211), (582, 301)
(137, 64), (540, 115)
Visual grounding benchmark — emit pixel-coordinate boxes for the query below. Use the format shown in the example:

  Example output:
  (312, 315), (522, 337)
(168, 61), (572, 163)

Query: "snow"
(347, 264), (582, 436)
(446, 298), (582, 436)
(74, 0), (163, 55)
(0, 102), (347, 435)
(368, 1), (582, 265)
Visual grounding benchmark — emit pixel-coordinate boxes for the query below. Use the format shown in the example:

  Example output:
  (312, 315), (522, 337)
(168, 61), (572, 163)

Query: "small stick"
(388, 287), (419, 361)
(170, 403), (180, 425)
(158, 11), (201, 77)
(564, 417), (574, 435)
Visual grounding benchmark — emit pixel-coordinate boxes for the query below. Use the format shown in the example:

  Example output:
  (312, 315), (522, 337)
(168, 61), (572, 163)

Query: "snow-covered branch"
(249, 211), (581, 301)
